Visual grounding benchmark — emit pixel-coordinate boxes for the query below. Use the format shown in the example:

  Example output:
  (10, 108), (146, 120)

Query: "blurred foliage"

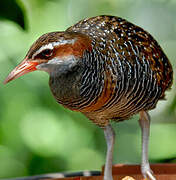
(0, 0), (26, 30)
(0, 0), (176, 178)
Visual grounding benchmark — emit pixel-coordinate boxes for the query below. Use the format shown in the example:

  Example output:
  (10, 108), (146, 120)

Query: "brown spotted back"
(66, 15), (173, 125)
(67, 16), (172, 93)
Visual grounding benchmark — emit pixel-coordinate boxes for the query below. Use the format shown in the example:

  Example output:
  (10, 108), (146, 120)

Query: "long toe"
(146, 170), (156, 180)
(141, 164), (156, 180)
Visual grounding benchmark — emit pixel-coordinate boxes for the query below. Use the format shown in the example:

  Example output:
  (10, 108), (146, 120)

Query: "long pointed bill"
(4, 59), (39, 84)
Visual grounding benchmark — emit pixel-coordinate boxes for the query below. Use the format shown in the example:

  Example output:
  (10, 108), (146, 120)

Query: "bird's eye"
(41, 49), (53, 58)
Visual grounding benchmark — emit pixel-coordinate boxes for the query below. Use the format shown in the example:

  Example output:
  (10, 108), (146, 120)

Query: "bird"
(4, 15), (173, 180)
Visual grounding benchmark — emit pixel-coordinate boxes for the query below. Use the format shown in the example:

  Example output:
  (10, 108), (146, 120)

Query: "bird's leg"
(103, 124), (115, 180)
(139, 111), (156, 180)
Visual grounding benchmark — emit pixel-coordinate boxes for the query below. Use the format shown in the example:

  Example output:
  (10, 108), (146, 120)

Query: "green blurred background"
(0, 0), (175, 178)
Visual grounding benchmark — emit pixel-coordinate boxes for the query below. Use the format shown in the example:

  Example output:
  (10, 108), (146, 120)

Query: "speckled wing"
(66, 15), (173, 123)
(67, 15), (173, 99)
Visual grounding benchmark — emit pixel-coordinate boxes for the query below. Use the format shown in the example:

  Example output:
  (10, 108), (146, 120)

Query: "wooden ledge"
(3, 164), (176, 180)
(45, 164), (176, 180)
(110, 163), (176, 175)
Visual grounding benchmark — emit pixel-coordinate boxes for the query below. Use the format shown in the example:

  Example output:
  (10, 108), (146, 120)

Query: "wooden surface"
(110, 163), (176, 175)
(3, 164), (176, 180)
(44, 164), (176, 180)
(44, 175), (176, 180)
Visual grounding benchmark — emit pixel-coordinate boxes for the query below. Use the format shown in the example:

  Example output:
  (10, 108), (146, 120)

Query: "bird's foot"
(141, 164), (156, 180)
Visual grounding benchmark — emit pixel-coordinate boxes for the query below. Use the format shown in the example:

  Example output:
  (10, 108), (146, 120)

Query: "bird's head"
(4, 31), (92, 84)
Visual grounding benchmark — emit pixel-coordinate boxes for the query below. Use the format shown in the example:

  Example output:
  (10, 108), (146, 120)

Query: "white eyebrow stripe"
(32, 39), (76, 59)
(32, 43), (54, 59)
